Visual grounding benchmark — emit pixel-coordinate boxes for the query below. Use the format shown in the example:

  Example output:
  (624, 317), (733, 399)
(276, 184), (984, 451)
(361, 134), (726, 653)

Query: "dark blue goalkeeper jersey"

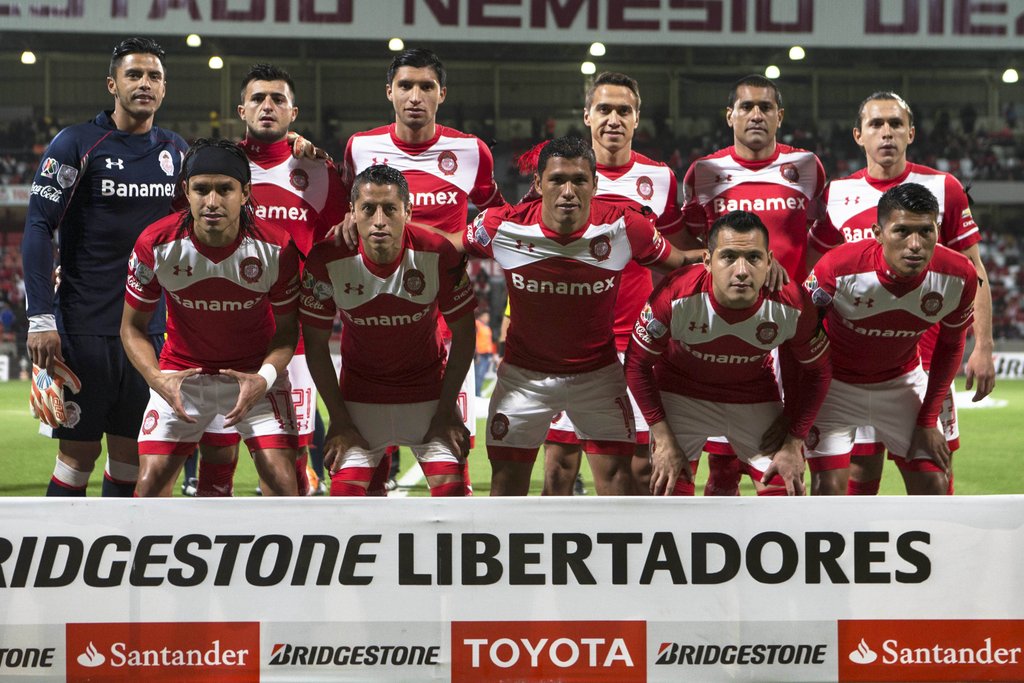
(22, 110), (188, 336)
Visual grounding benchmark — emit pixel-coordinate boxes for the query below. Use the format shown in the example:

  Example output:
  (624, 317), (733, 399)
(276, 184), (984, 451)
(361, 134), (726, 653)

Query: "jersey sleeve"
(313, 161), (350, 246)
(630, 278), (674, 356)
(779, 287), (832, 439)
(654, 167), (684, 235)
(680, 163), (711, 242)
(298, 243), (338, 329)
(269, 240), (301, 313)
(807, 251), (838, 307)
(625, 279), (676, 424)
(463, 207), (498, 259)
(941, 175), (981, 252)
(625, 208), (671, 266)
(438, 243), (476, 322)
(469, 139), (505, 210)
(810, 185), (846, 253)
(125, 236), (163, 312)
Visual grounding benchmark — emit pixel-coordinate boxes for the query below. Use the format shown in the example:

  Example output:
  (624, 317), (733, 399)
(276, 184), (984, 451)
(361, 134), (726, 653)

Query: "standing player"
(344, 48), (504, 485)
(806, 183), (977, 495)
(819, 92), (994, 495)
(682, 74), (827, 495)
(122, 139), (302, 496)
(22, 38), (188, 497)
(625, 211), (831, 496)
(301, 165), (475, 496)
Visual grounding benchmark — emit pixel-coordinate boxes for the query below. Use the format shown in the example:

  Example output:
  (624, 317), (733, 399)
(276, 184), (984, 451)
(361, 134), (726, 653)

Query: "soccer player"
(819, 92), (994, 495)
(681, 74), (827, 495)
(806, 183), (977, 496)
(343, 47), (505, 489)
(459, 136), (696, 496)
(22, 38), (188, 497)
(300, 164), (475, 496)
(122, 139), (302, 497)
(625, 210), (831, 496)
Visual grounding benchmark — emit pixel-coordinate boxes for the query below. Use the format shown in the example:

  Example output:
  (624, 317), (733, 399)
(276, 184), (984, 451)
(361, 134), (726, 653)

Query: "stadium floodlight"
(1003, 68), (1019, 84)
(186, 34), (202, 48)
(581, 61), (597, 75)
(20, 51), (36, 65)
(765, 65), (781, 79)
(789, 46), (805, 61)
(389, 38), (405, 51)
(208, 56), (224, 70)
(589, 42), (606, 57)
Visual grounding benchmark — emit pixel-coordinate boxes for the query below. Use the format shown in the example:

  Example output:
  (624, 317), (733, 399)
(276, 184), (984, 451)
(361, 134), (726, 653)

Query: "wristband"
(257, 364), (277, 391)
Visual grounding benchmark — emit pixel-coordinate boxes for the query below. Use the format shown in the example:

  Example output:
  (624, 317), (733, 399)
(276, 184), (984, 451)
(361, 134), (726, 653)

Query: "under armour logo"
(344, 283), (364, 295)
(515, 240), (535, 252)
(173, 265), (193, 276)
(844, 196), (861, 205)
(688, 321), (709, 333)
(715, 173), (733, 183)
(372, 157), (389, 166)
(853, 296), (874, 307)
(105, 158), (124, 170)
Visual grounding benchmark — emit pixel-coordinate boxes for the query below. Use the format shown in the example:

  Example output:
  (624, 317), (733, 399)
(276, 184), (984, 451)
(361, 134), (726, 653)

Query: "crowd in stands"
(980, 231), (1024, 341)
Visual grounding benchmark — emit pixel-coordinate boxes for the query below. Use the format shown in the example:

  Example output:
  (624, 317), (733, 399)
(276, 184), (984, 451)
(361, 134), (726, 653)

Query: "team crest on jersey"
(490, 413), (510, 440)
(756, 322), (779, 344)
(636, 175), (654, 201)
(640, 302), (654, 324)
(239, 257), (263, 284)
(142, 409), (159, 435)
(779, 163), (800, 183)
(56, 164), (79, 189)
(803, 271), (818, 295)
(290, 168), (309, 191)
(589, 235), (612, 262)
(811, 287), (833, 307)
(41, 157), (59, 178)
(312, 279), (334, 301)
(437, 150), (458, 176)
(920, 291), (944, 316)
(403, 269), (426, 295)
(804, 425), (820, 450)
(302, 270), (316, 290)
(158, 149), (175, 177)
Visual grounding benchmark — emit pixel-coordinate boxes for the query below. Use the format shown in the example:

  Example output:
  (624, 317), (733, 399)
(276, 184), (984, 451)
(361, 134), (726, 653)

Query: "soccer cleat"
(385, 478), (399, 491)
(305, 463), (320, 497)
(573, 473), (587, 496)
(181, 477), (198, 497)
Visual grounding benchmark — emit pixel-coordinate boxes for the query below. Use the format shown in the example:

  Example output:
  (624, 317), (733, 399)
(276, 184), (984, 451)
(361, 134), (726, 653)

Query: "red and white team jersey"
(299, 225), (475, 403)
(811, 239), (976, 387)
(345, 124), (504, 235)
(126, 213), (300, 372)
(627, 267), (829, 437)
(682, 144), (826, 282)
(597, 151), (682, 350)
(464, 198), (671, 375)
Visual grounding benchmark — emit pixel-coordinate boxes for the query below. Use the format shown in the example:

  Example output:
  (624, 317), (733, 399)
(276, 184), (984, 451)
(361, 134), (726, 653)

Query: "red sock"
(198, 460), (236, 497)
(431, 481), (467, 497)
(330, 474), (368, 497)
(462, 460), (473, 496)
(756, 486), (788, 496)
(367, 453), (391, 496)
(704, 454), (741, 496)
(848, 478), (881, 495)
(672, 479), (696, 496)
(295, 454), (310, 496)
(946, 470), (955, 496)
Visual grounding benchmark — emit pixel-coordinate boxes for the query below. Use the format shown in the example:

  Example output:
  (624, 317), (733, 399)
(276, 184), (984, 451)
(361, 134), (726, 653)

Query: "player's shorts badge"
(403, 269), (426, 296)
(438, 150), (458, 176)
(490, 413), (510, 440)
(756, 322), (778, 344)
(57, 164), (79, 189)
(159, 149), (175, 177)
(589, 235), (611, 262)
(62, 401), (81, 429)
(804, 425), (819, 450)
(142, 409), (159, 435)
(240, 257), (263, 284)
(920, 292), (944, 316)
(779, 163), (800, 183)
(290, 168), (309, 191)
(636, 175), (654, 201)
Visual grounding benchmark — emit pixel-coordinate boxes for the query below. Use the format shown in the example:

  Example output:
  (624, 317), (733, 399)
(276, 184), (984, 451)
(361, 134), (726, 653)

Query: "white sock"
(52, 458), (91, 488)
(105, 458), (139, 483)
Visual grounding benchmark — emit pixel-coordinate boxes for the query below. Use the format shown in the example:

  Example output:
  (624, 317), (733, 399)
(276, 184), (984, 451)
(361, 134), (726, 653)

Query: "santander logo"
(76, 642), (106, 667)
(848, 638), (878, 664)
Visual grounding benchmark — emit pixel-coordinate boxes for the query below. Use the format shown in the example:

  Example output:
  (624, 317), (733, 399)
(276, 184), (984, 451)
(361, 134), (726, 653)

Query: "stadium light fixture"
(1003, 68), (1019, 84)
(208, 56), (224, 70)
(765, 65), (781, 79)
(186, 34), (202, 48)
(581, 61), (597, 75)
(389, 38), (405, 51)
(789, 46), (805, 61)
(20, 51), (37, 65)
(589, 42), (606, 57)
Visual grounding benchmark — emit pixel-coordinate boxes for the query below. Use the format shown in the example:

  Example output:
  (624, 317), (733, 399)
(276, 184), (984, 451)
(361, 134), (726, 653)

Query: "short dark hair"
(854, 91), (914, 130)
(585, 71), (641, 110)
(386, 48), (446, 87)
(877, 183), (939, 225)
(177, 139), (254, 238)
(708, 210), (770, 252)
(536, 136), (596, 178)
(240, 63), (297, 103)
(728, 74), (782, 109)
(109, 37), (165, 77)
(351, 164), (410, 207)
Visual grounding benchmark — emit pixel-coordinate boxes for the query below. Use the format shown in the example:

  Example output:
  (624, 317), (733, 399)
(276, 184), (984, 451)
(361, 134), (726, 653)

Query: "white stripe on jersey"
(490, 219), (635, 272)
(348, 133), (481, 195)
(832, 270), (967, 323)
(597, 161), (672, 216)
(668, 292), (803, 349)
(326, 248), (443, 310)
(249, 158), (332, 212)
(152, 236), (285, 294)
(693, 150), (821, 203)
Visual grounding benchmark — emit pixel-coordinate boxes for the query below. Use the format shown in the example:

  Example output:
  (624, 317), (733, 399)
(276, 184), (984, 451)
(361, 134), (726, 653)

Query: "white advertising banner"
(0, 497), (1022, 681)
(994, 352), (1024, 379)
(1, 0), (1022, 49)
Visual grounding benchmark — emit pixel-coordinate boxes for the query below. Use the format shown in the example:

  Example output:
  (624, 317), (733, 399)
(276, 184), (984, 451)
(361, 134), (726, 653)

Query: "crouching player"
(300, 165), (475, 496)
(122, 139), (302, 496)
(625, 210), (831, 496)
(806, 183), (977, 495)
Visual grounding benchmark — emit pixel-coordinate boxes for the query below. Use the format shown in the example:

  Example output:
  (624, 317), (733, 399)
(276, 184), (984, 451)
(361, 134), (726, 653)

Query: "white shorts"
(661, 393), (781, 476)
(851, 380), (958, 452)
(806, 366), (943, 470)
(335, 400), (463, 477)
(138, 372), (298, 456)
(287, 354), (317, 446)
(704, 347), (782, 456)
(486, 361), (635, 456)
(547, 351), (648, 446)
(460, 358), (477, 439)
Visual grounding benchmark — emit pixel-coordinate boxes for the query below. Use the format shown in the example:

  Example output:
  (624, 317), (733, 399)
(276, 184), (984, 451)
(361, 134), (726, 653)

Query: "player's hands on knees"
(151, 368), (201, 424)
(964, 347), (996, 402)
(27, 331), (63, 375)
(287, 131), (331, 162)
(323, 421), (370, 475)
(765, 260), (790, 292)
(908, 425), (951, 475)
(220, 368), (267, 427)
(422, 410), (471, 459)
(762, 435), (806, 496)
(649, 421), (690, 496)
(332, 213), (359, 249)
